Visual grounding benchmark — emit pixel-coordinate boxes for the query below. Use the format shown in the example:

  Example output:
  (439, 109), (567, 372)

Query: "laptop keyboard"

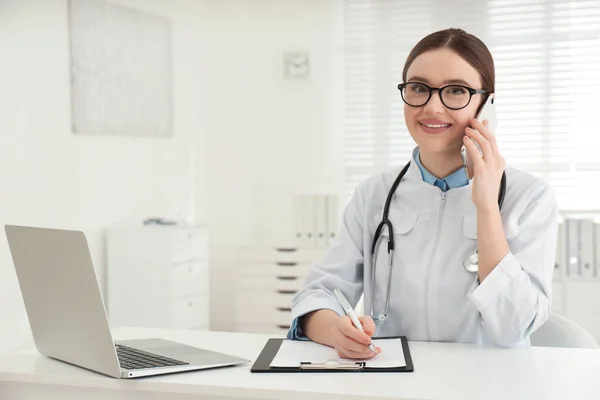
(115, 344), (189, 370)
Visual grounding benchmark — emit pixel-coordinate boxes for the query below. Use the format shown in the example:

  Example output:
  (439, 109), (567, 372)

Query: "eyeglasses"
(397, 82), (488, 110)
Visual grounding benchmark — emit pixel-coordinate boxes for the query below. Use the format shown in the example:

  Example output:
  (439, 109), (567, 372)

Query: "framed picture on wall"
(68, 0), (173, 137)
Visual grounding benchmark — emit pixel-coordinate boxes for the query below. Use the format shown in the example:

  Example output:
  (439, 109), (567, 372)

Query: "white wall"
(0, 0), (343, 350)
(201, 0), (343, 331)
(0, 0), (208, 353)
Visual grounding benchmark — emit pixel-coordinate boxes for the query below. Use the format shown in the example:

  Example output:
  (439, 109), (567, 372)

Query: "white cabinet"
(235, 246), (325, 335)
(107, 225), (210, 331)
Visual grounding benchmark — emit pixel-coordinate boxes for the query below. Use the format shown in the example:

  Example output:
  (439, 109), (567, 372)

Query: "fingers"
(469, 117), (498, 154)
(334, 332), (375, 355)
(335, 345), (381, 360)
(462, 136), (484, 171)
(465, 126), (493, 160)
(332, 316), (378, 359)
(339, 316), (371, 345)
(358, 315), (376, 337)
(471, 117), (493, 137)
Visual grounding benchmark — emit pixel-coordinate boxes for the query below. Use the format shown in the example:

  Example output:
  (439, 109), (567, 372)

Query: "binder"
(250, 336), (414, 373)
(303, 195), (315, 247)
(326, 194), (339, 246)
(580, 219), (595, 279)
(293, 195), (305, 245)
(565, 219), (579, 277)
(314, 195), (327, 248)
(554, 221), (566, 279)
(595, 222), (600, 278)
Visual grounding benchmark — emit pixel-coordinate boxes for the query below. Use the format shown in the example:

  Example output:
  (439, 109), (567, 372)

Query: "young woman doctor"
(287, 28), (558, 358)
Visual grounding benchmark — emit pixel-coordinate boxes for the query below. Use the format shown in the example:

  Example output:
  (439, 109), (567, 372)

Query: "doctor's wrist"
(302, 309), (340, 347)
(475, 200), (500, 214)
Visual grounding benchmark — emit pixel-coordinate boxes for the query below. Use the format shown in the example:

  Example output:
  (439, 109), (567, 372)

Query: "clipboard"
(250, 336), (414, 373)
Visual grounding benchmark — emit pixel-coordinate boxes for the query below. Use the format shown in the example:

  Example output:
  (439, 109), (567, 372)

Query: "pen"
(333, 288), (376, 353)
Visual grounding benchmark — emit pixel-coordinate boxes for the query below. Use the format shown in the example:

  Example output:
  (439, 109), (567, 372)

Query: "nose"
(422, 89), (445, 114)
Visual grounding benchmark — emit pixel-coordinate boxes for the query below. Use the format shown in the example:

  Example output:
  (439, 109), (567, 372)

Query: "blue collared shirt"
(413, 148), (469, 192)
(287, 148), (469, 340)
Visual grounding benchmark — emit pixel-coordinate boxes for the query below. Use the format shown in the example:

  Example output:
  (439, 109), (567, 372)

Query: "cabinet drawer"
(238, 275), (304, 292)
(235, 307), (292, 325)
(238, 261), (312, 278)
(171, 261), (208, 299)
(172, 294), (209, 329)
(237, 247), (324, 263)
(237, 291), (295, 310)
(236, 301), (293, 319)
(172, 229), (208, 263)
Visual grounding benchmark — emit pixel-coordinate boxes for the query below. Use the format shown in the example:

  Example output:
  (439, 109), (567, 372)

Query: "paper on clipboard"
(269, 338), (406, 368)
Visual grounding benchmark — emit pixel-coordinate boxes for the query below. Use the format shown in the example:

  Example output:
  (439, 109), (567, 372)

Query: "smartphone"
(461, 95), (497, 179)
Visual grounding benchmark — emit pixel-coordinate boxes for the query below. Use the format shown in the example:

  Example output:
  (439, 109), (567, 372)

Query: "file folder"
(565, 219), (579, 277)
(303, 195), (315, 247)
(595, 222), (600, 278)
(314, 195), (327, 248)
(293, 195), (304, 243)
(580, 219), (595, 279)
(326, 194), (339, 246)
(250, 336), (414, 373)
(554, 221), (566, 279)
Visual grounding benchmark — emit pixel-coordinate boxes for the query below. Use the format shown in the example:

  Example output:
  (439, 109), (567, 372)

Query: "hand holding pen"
(331, 288), (381, 359)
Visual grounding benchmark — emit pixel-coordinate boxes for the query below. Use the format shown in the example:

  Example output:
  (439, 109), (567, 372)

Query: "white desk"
(1, 327), (599, 400)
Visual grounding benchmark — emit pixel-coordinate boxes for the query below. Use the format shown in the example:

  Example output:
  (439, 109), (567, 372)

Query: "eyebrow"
(407, 76), (474, 87)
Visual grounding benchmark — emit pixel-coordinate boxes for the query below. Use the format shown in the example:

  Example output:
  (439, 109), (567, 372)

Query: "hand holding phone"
(461, 95), (497, 179)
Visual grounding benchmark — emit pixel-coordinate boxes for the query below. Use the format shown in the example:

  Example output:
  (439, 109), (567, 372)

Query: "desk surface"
(1, 327), (600, 400)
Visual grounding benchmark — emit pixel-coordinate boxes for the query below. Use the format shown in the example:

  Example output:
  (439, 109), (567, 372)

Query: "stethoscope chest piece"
(463, 252), (479, 273)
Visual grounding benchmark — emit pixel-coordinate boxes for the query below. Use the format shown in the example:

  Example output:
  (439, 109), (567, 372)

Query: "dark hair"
(402, 28), (495, 93)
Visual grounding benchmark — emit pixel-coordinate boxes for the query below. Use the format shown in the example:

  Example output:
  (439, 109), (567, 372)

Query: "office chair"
(530, 312), (599, 349)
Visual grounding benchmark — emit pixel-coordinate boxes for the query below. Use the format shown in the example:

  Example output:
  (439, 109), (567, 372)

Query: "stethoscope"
(369, 161), (506, 322)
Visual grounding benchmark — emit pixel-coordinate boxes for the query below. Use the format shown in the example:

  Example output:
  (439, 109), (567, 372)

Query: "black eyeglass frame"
(397, 82), (489, 110)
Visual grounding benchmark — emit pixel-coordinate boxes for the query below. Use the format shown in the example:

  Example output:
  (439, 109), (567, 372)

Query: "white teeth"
(422, 123), (450, 128)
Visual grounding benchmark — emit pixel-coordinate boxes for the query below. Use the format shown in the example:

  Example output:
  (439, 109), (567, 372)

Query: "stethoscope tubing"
(369, 161), (506, 322)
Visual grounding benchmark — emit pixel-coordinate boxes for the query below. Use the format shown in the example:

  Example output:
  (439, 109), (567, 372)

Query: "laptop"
(5, 224), (250, 378)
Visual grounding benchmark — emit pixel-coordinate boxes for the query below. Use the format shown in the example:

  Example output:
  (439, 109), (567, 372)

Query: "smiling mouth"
(419, 122), (452, 129)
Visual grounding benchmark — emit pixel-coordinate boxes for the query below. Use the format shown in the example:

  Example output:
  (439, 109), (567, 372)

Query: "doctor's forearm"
(477, 205), (510, 282)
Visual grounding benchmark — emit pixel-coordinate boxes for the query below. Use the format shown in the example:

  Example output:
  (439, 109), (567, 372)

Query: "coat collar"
(381, 147), (476, 216)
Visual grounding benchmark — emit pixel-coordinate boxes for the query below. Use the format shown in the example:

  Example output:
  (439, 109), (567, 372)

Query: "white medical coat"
(291, 152), (559, 347)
